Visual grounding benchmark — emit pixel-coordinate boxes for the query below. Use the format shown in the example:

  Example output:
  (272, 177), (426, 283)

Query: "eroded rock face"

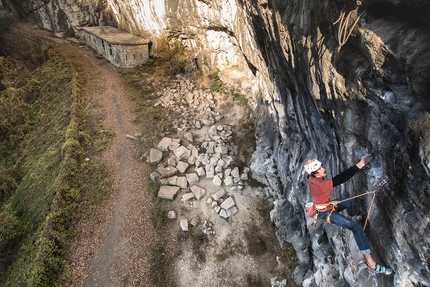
(4, 0), (430, 286)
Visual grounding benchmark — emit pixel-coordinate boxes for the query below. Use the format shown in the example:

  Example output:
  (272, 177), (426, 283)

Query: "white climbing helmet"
(304, 159), (322, 174)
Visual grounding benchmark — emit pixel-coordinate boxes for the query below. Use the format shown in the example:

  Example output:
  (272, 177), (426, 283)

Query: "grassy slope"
(0, 27), (113, 285)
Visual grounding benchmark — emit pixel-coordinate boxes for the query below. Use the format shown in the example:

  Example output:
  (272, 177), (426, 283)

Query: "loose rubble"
(148, 76), (251, 231)
(151, 129), (249, 220)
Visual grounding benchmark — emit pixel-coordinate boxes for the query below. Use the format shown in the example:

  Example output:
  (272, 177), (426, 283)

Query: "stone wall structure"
(78, 26), (150, 68)
(3, 0), (430, 286)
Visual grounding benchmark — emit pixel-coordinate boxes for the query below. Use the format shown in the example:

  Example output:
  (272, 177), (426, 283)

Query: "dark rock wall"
(3, 0), (430, 286)
(247, 0), (430, 286)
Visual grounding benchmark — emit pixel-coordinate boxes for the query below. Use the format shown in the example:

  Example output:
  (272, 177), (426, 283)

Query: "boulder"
(176, 176), (188, 188)
(181, 192), (195, 202)
(190, 185), (206, 200)
(176, 161), (189, 173)
(220, 196), (235, 210)
(211, 189), (225, 201)
(157, 166), (178, 178)
(157, 137), (173, 151)
(158, 186), (180, 200)
(149, 148), (163, 164)
(180, 219), (188, 231)
(186, 173), (199, 185)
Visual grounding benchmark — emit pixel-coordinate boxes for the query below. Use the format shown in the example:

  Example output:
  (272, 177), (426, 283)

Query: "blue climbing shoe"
(368, 264), (394, 277)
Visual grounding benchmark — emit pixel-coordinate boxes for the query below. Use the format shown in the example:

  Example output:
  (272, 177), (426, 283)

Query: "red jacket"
(308, 176), (333, 204)
(307, 165), (360, 204)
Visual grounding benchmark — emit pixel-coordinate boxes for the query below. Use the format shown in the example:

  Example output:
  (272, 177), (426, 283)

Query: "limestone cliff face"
(3, 0), (429, 286)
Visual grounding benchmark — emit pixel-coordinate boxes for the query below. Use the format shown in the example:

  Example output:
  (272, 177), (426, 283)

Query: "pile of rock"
(147, 76), (251, 231)
(202, 220), (215, 235)
(153, 75), (224, 133)
(149, 131), (249, 220)
(195, 124), (249, 190)
(207, 189), (238, 219)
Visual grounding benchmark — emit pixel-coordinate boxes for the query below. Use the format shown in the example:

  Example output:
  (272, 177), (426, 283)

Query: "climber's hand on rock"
(361, 154), (374, 165)
(356, 154), (374, 169)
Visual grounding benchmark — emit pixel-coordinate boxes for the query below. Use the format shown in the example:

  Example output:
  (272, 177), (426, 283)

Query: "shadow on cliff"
(239, 0), (430, 286)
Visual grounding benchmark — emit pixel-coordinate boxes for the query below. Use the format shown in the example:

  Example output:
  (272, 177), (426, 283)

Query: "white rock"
(186, 173), (199, 185)
(208, 126), (218, 135)
(210, 156), (219, 166)
(160, 178), (168, 185)
(180, 219), (189, 231)
(224, 168), (232, 176)
(213, 206), (221, 214)
(212, 175), (222, 186)
(184, 132), (193, 142)
(149, 172), (160, 182)
(176, 161), (189, 173)
(196, 167), (206, 176)
(217, 158), (226, 167)
(174, 146), (190, 160)
(190, 185), (206, 200)
(168, 210), (177, 219)
(182, 192), (195, 202)
(176, 176), (188, 188)
(216, 146), (228, 155)
(240, 172), (248, 180)
(149, 148), (163, 164)
(205, 165), (215, 178)
(220, 196), (236, 210)
(231, 167), (240, 177)
(219, 209), (228, 218)
(211, 189), (225, 201)
(191, 147), (199, 158)
(157, 137), (173, 151)
(167, 176), (177, 185)
(226, 206), (238, 217)
(215, 165), (223, 173)
(187, 155), (196, 165)
(224, 176), (233, 186)
(158, 186), (180, 200)
(168, 141), (180, 152)
(167, 157), (176, 167)
(157, 166), (178, 178)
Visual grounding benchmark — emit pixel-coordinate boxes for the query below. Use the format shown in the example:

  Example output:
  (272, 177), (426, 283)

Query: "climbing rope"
(334, 8), (367, 53)
(333, 178), (388, 229)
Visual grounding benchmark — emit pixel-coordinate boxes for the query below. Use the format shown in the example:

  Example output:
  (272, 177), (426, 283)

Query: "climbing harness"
(334, 7), (367, 53)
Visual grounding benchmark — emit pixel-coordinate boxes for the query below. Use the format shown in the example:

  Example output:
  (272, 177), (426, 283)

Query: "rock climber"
(304, 155), (393, 276)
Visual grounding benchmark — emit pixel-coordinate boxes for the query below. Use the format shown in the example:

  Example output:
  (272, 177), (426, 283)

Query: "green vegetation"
(151, 207), (168, 231)
(234, 92), (248, 107)
(0, 30), (113, 286)
(209, 69), (225, 92)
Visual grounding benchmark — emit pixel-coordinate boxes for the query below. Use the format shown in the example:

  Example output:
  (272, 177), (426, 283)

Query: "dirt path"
(62, 44), (162, 286)
(82, 61), (155, 286)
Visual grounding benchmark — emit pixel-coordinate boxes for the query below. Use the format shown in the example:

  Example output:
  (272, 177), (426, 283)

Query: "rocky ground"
(11, 22), (298, 287)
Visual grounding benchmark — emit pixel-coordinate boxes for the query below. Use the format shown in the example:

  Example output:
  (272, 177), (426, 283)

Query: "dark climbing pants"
(318, 198), (371, 254)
